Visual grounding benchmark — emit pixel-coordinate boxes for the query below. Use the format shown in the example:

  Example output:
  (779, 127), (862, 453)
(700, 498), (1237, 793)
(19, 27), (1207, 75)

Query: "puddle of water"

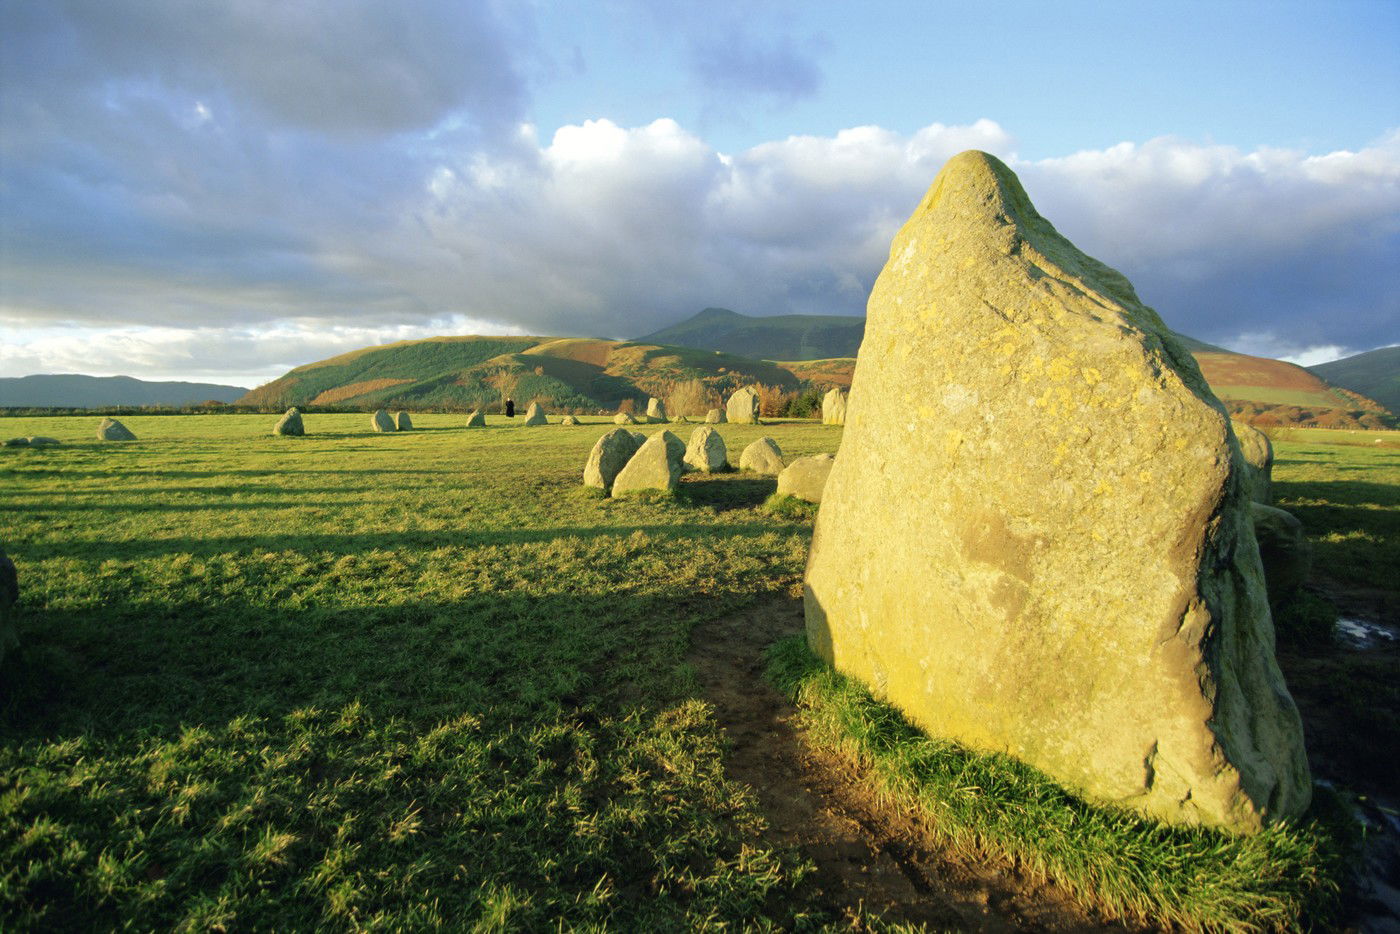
(1337, 617), (1399, 649)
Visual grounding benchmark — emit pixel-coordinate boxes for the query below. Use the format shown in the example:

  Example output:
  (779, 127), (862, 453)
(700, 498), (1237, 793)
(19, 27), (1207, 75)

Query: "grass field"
(1, 414), (1393, 929)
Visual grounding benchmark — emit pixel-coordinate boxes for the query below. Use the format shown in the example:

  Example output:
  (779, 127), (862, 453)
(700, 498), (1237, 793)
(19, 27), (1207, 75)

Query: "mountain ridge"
(0, 373), (248, 408)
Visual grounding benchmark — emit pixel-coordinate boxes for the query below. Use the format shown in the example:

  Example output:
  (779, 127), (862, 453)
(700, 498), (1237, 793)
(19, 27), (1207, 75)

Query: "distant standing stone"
(612, 431), (685, 496)
(0, 546), (16, 667)
(727, 387), (761, 425)
(739, 437), (784, 475)
(395, 411), (414, 431)
(776, 453), (835, 502)
(96, 417), (136, 441)
(523, 402), (548, 426)
(1232, 420), (1273, 504)
(465, 410), (486, 427)
(273, 407), (305, 436)
(705, 408), (727, 424)
(560, 415), (580, 426)
(674, 414), (689, 423)
(822, 388), (848, 426)
(1251, 503), (1311, 610)
(614, 412), (637, 425)
(684, 426), (728, 473)
(583, 428), (642, 492)
(646, 398), (669, 423)
(371, 409), (396, 432)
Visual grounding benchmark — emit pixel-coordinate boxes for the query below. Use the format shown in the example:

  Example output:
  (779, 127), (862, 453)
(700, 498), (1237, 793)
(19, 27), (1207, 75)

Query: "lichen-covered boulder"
(561, 415), (580, 426)
(822, 388), (847, 426)
(1232, 421), (1273, 504)
(612, 431), (684, 496)
(465, 410), (486, 427)
(1251, 503), (1311, 610)
(684, 426), (728, 473)
(739, 437), (784, 475)
(777, 453), (835, 503)
(629, 431), (647, 448)
(646, 398), (669, 423)
(371, 409), (395, 432)
(523, 402), (548, 426)
(804, 150), (1309, 832)
(583, 428), (642, 492)
(395, 411), (414, 431)
(614, 412), (637, 425)
(0, 546), (17, 667)
(726, 387), (761, 425)
(96, 417), (136, 441)
(705, 408), (727, 424)
(273, 408), (305, 436)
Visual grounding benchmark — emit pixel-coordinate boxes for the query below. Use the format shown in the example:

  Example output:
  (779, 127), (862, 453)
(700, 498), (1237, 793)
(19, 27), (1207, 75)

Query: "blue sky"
(2, 0), (1397, 386)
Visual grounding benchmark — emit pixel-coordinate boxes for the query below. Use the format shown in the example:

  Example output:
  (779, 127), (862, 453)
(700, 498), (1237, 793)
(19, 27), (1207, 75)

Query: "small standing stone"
(1251, 503), (1311, 610)
(395, 411), (414, 431)
(705, 408), (727, 424)
(822, 388), (848, 426)
(727, 387), (761, 425)
(1232, 421), (1273, 504)
(96, 417), (137, 441)
(646, 398), (669, 423)
(273, 408), (305, 436)
(684, 426), (728, 473)
(523, 402), (548, 426)
(561, 415), (580, 426)
(583, 428), (642, 491)
(612, 431), (685, 496)
(777, 453), (835, 502)
(465, 410), (487, 427)
(739, 437), (784, 475)
(614, 412), (637, 425)
(371, 409), (396, 432)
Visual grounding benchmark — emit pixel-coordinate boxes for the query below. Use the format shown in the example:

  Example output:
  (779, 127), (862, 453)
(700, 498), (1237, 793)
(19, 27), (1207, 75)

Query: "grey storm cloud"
(688, 30), (825, 103)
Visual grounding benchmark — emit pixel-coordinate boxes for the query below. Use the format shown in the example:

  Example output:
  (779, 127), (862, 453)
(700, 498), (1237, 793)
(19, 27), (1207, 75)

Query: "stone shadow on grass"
(677, 474), (776, 512)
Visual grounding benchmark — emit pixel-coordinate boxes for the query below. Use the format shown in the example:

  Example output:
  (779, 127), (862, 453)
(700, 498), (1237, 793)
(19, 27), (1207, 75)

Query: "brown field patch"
(311, 378), (413, 404)
(522, 338), (617, 367)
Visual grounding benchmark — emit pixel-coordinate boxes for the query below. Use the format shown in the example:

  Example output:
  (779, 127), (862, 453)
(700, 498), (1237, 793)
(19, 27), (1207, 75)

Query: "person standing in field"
(505, 398), (515, 418)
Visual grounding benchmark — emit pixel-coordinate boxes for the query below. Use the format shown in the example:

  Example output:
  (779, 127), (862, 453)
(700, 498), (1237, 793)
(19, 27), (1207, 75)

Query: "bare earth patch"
(689, 596), (1132, 931)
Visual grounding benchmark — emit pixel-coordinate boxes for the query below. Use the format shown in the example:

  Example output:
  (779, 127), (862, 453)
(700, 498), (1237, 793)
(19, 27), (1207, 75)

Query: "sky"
(1, 0), (1397, 389)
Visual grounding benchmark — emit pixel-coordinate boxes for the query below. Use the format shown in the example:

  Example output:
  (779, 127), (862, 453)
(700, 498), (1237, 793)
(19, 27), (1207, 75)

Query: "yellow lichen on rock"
(804, 150), (1310, 833)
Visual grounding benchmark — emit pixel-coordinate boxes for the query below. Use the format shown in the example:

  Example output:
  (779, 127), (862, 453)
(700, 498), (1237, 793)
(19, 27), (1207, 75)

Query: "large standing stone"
(371, 409), (396, 432)
(684, 426), (728, 473)
(1232, 421), (1273, 504)
(822, 388), (848, 426)
(804, 150), (1309, 832)
(611, 431), (684, 496)
(1251, 504), (1311, 610)
(583, 428), (642, 492)
(739, 437), (784, 475)
(646, 398), (669, 423)
(727, 387), (761, 424)
(96, 417), (136, 441)
(523, 402), (548, 426)
(273, 408), (305, 436)
(395, 411), (414, 431)
(465, 410), (487, 427)
(705, 408), (727, 424)
(0, 546), (17, 667)
(777, 453), (835, 503)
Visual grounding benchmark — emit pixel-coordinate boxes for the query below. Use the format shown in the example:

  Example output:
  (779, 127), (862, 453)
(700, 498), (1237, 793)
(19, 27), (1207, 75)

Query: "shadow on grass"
(677, 473), (776, 511)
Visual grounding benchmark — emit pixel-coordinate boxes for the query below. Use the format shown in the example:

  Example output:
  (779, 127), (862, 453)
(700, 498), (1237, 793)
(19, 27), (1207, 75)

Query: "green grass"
(0, 413), (839, 929)
(765, 636), (1350, 932)
(0, 413), (1389, 929)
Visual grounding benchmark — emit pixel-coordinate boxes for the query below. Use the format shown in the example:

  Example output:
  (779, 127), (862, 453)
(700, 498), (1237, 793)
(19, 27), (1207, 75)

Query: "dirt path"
(689, 596), (1131, 932)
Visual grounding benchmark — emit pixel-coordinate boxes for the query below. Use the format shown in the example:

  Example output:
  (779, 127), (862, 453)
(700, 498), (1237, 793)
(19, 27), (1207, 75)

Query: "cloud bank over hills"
(2, 3), (1396, 384)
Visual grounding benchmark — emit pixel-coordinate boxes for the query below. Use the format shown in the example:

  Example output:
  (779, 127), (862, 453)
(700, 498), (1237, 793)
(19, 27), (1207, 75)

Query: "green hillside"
(239, 335), (800, 412)
(636, 308), (867, 360)
(1309, 346), (1400, 414)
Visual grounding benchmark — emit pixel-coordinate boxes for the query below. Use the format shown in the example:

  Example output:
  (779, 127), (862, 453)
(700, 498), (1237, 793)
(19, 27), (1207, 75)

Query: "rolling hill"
(0, 374), (248, 408)
(238, 335), (800, 412)
(1309, 346), (1400, 415)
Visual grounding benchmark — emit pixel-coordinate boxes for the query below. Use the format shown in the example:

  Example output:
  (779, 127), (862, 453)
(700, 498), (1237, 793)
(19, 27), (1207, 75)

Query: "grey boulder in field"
(523, 403), (547, 426)
(583, 428), (641, 492)
(395, 411), (414, 431)
(726, 387), (760, 425)
(776, 453), (835, 503)
(804, 150), (1310, 833)
(612, 431), (684, 496)
(371, 409), (395, 432)
(705, 408), (726, 424)
(739, 437), (784, 475)
(683, 426), (728, 473)
(97, 417), (136, 441)
(465, 410), (486, 427)
(273, 408), (304, 436)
